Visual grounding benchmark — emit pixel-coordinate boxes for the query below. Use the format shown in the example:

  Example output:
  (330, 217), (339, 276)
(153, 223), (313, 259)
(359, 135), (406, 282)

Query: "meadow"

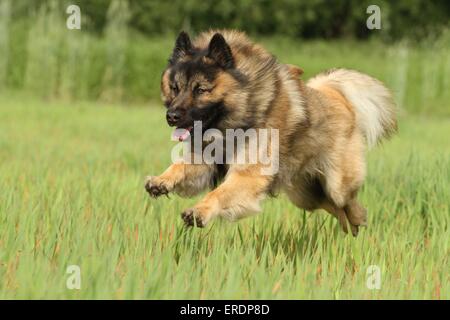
(0, 92), (448, 299)
(0, 3), (449, 299)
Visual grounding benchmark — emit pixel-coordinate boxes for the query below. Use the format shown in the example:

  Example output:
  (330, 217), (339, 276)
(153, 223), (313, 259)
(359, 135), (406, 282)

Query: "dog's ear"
(207, 33), (234, 69)
(169, 31), (192, 65)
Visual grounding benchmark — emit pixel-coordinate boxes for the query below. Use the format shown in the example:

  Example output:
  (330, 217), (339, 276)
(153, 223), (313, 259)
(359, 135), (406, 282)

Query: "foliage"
(1, 1), (449, 113)
(10, 0), (450, 40)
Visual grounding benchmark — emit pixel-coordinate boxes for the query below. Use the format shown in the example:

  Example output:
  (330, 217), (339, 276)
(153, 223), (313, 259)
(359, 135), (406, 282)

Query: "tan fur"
(286, 64), (304, 78)
(146, 30), (397, 236)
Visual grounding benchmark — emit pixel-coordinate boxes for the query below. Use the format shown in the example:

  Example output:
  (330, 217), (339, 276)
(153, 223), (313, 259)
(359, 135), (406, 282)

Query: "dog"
(145, 30), (397, 236)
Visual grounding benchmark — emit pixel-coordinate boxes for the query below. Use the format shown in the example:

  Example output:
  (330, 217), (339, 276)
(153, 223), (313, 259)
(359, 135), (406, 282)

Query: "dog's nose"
(166, 110), (181, 126)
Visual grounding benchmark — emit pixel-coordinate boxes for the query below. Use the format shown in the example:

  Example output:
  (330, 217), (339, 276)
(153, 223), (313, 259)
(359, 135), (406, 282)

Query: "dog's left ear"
(207, 33), (234, 69)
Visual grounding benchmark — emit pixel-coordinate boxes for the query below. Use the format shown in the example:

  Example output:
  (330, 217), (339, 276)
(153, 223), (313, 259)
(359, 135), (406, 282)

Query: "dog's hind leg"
(320, 132), (367, 235)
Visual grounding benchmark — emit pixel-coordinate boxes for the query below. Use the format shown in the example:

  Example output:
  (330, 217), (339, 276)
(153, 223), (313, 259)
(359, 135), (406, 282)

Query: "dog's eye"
(194, 86), (209, 95)
(171, 83), (179, 95)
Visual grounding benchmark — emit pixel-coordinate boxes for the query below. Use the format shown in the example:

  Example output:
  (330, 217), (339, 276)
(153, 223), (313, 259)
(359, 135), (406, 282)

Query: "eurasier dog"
(145, 30), (397, 236)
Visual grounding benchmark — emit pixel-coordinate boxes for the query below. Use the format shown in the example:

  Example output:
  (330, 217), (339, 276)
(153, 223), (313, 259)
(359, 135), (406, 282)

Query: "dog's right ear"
(169, 31), (192, 65)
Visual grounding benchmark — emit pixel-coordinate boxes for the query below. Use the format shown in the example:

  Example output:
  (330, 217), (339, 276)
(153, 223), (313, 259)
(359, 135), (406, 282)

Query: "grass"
(1, 0), (448, 300)
(0, 95), (448, 299)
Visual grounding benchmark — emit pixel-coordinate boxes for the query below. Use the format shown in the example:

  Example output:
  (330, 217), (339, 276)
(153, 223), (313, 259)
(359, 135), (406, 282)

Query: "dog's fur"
(145, 30), (397, 236)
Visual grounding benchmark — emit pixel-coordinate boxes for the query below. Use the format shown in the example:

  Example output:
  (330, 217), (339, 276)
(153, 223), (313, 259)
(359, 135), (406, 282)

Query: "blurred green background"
(0, 0), (449, 114)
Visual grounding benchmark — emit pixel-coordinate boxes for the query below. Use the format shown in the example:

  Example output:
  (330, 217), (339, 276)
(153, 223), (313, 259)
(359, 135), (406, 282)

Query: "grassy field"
(0, 95), (448, 299)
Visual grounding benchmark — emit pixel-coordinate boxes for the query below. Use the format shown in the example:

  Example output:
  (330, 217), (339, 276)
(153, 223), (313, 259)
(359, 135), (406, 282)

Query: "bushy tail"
(307, 68), (397, 148)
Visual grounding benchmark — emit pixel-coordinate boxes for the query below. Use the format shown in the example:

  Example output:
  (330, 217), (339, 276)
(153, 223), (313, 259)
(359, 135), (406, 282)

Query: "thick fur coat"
(145, 30), (397, 236)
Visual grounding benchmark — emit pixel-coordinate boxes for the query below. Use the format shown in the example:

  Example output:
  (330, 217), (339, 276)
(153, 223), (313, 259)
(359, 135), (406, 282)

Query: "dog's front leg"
(181, 165), (273, 227)
(145, 163), (214, 198)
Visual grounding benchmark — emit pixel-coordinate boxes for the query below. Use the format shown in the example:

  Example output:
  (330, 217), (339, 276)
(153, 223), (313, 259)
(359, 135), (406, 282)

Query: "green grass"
(0, 95), (448, 299)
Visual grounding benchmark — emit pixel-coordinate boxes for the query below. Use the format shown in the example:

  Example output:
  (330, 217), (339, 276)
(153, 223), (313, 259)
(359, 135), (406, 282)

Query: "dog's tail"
(307, 68), (397, 148)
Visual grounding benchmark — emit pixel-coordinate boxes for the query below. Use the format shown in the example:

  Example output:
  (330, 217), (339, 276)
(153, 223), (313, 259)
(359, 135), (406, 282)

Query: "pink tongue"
(172, 128), (191, 141)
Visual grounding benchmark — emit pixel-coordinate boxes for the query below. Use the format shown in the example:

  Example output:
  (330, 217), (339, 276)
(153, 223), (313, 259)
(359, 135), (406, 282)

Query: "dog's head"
(161, 31), (244, 140)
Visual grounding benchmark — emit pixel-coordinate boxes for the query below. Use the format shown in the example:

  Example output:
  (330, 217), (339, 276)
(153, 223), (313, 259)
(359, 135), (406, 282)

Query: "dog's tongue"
(172, 128), (191, 141)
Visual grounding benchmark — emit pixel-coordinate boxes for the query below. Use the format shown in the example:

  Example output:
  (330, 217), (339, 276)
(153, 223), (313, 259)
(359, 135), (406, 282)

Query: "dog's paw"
(347, 206), (367, 227)
(144, 176), (170, 198)
(181, 208), (207, 228)
(348, 224), (360, 237)
(344, 202), (368, 237)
